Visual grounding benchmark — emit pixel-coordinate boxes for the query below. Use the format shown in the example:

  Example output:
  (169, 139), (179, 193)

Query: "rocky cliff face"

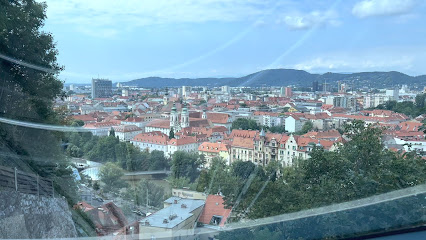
(0, 191), (78, 239)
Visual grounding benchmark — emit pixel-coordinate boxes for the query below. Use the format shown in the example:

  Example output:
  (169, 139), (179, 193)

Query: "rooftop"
(140, 197), (205, 229)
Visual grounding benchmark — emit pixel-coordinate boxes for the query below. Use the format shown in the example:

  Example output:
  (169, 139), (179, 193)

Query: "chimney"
(173, 199), (178, 204)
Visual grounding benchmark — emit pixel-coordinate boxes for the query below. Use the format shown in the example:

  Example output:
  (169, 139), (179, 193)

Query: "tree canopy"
(99, 162), (128, 194)
(231, 118), (261, 131)
(375, 93), (426, 117)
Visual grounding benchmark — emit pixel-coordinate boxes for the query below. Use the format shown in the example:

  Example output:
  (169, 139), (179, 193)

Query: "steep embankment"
(0, 191), (78, 239)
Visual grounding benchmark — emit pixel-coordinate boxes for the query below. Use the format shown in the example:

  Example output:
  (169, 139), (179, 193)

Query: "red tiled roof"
(198, 142), (229, 153)
(168, 136), (197, 146)
(146, 119), (170, 129)
(229, 129), (258, 138)
(231, 137), (254, 149)
(207, 112), (229, 124)
(72, 115), (96, 122)
(398, 121), (423, 132)
(199, 195), (231, 227)
(133, 132), (169, 145)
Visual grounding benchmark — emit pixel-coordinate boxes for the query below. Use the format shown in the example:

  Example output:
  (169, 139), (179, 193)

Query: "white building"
(83, 122), (119, 136)
(131, 132), (198, 158)
(285, 116), (305, 133)
(111, 125), (143, 141)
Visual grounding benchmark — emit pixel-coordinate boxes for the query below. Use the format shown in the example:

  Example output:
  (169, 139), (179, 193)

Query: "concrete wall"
(0, 191), (77, 239)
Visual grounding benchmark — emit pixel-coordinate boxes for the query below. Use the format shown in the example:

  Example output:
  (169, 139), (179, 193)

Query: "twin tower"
(169, 102), (189, 132)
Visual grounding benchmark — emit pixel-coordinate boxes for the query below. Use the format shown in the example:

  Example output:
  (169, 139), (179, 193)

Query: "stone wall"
(0, 190), (78, 239)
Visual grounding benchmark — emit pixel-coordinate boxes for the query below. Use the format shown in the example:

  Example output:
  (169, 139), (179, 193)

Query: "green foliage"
(295, 121), (313, 135)
(243, 121), (425, 219)
(168, 177), (198, 191)
(123, 179), (165, 208)
(109, 127), (115, 137)
(70, 120), (85, 127)
(98, 162), (128, 194)
(93, 181), (100, 191)
(170, 151), (205, 182)
(63, 132), (169, 171)
(231, 118), (260, 131)
(66, 144), (83, 158)
(199, 120), (425, 224)
(267, 125), (286, 133)
(169, 127), (175, 139)
(232, 161), (256, 180)
(148, 150), (169, 170)
(375, 94), (426, 117)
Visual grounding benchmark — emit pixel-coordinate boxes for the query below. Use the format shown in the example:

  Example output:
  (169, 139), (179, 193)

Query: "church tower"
(170, 102), (179, 129)
(181, 102), (189, 128)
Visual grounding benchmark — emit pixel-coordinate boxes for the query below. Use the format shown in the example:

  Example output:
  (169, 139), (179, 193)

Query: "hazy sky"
(39, 0), (426, 83)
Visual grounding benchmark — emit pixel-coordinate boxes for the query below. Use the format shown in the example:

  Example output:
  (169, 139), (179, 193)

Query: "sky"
(39, 0), (426, 83)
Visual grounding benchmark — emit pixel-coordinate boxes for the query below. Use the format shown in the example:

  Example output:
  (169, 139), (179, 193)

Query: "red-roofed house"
(198, 195), (231, 227)
(131, 132), (198, 157)
(198, 142), (230, 166)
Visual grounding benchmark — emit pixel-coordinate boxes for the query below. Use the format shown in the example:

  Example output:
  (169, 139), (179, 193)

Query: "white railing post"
(37, 175), (39, 197)
(14, 167), (18, 191)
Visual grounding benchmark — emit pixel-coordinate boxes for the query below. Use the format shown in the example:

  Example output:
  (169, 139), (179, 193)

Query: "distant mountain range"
(122, 69), (426, 89)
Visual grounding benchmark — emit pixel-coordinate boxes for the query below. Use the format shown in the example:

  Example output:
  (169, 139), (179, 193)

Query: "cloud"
(352, 0), (415, 18)
(277, 10), (340, 30)
(287, 47), (420, 73)
(42, 0), (272, 37)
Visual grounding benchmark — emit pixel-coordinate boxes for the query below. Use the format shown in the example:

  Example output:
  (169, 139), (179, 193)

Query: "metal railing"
(0, 165), (54, 197)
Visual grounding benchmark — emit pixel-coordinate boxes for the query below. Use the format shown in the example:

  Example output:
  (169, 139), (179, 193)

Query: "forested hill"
(122, 69), (426, 88)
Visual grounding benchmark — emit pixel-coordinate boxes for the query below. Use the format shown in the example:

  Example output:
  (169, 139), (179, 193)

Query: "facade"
(131, 132), (198, 157)
(83, 122), (119, 136)
(198, 142), (230, 167)
(229, 129), (339, 167)
(111, 125), (143, 141)
(91, 78), (112, 99)
(285, 87), (293, 97)
(285, 115), (305, 133)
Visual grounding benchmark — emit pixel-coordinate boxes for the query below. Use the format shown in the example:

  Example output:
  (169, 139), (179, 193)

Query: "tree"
(171, 151), (205, 182)
(149, 150), (169, 170)
(123, 179), (165, 208)
(70, 120), (85, 127)
(99, 162), (128, 194)
(169, 127), (175, 139)
(0, 1), (83, 206)
(109, 127), (115, 137)
(297, 121), (313, 135)
(232, 161), (256, 180)
(268, 126), (286, 133)
(93, 181), (100, 191)
(66, 144), (83, 158)
(231, 118), (260, 131)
